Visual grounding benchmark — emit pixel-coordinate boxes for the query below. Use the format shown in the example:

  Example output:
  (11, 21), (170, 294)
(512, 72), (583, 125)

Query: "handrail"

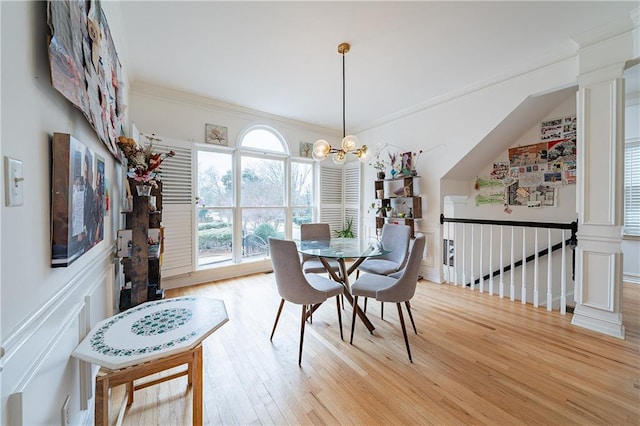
(440, 214), (578, 246)
(440, 214), (579, 285)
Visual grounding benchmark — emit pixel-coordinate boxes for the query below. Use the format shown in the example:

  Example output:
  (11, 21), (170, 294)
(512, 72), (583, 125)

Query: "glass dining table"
(297, 237), (390, 332)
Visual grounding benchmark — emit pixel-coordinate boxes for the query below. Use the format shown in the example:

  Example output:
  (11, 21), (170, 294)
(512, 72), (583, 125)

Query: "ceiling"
(117, 1), (638, 133)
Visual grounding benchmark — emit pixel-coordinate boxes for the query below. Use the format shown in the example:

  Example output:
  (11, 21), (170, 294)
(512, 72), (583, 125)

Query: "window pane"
(291, 161), (313, 206)
(242, 128), (285, 153)
(241, 208), (285, 259)
(197, 208), (233, 266)
(198, 151), (233, 207)
(292, 207), (313, 240)
(241, 156), (284, 206)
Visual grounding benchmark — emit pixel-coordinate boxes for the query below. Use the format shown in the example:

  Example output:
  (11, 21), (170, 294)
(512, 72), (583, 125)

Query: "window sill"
(623, 234), (640, 241)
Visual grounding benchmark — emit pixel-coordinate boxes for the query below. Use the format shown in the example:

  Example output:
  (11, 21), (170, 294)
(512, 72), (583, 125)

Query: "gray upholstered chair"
(300, 223), (341, 276)
(268, 237), (344, 366)
(356, 223), (412, 317)
(349, 233), (425, 362)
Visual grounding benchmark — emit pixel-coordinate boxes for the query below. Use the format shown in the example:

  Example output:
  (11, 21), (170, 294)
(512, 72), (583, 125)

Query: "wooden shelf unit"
(374, 176), (423, 238)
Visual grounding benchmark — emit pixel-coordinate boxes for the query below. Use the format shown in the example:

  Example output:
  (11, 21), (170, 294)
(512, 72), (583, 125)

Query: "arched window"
(238, 126), (288, 154)
(195, 124), (314, 269)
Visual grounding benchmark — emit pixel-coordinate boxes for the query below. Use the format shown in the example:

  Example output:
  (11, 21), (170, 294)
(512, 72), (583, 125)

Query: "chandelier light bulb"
(342, 135), (359, 153)
(332, 150), (346, 164)
(313, 139), (331, 158)
(357, 145), (371, 162)
(312, 150), (327, 161)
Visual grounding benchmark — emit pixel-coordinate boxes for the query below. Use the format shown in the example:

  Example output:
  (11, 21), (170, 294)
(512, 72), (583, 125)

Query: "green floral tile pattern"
(131, 308), (192, 336)
(89, 297), (198, 357)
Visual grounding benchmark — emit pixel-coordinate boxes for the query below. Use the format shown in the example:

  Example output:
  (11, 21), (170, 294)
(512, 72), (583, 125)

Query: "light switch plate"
(5, 156), (24, 206)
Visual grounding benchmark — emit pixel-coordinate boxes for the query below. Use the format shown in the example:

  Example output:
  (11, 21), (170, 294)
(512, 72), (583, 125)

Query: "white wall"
(357, 58), (579, 282)
(450, 94), (578, 222)
(1, 2), (128, 424)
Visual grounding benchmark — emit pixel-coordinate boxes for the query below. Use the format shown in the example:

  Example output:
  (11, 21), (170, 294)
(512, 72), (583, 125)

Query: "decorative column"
(571, 18), (638, 338)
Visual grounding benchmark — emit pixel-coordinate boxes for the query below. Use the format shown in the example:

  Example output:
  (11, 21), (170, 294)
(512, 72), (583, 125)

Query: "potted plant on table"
(334, 217), (355, 238)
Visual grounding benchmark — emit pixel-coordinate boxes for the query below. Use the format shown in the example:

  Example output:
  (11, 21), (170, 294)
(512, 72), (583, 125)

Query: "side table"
(72, 297), (228, 425)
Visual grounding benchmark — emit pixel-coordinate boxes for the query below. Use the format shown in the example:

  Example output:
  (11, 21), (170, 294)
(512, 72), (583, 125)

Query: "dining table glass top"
(297, 237), (390, 259)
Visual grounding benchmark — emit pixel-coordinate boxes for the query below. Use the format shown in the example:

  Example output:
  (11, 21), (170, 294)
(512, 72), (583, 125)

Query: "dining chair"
(268, 237), (344, 366)
(356, 223), (412, 318)
(300, 223), (342, 277)
(349, 233), (425, 362)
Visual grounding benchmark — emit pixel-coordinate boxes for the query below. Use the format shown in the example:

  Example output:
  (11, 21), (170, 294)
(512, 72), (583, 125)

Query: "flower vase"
(136, 184), (152, 197)
(377, 171), (386, 180)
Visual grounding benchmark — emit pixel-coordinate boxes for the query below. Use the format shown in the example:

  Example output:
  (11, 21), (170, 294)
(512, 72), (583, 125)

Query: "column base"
(571, 304), (625, 339)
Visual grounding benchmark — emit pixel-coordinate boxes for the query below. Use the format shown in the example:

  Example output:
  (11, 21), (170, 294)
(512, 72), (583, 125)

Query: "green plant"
(334, 217), (355, 238)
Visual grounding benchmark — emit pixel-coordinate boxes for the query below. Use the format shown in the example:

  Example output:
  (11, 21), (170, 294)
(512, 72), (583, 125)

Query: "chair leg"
(336, 295), (343, 340)
(396, 303), (413, 363)
(363, 297), (368, 313)
(308, 305), (313, 324)
(405, 301), (417, 334)
(350, 296), (359, 344)
(381, 302), (384, 319)
(299, 305), (307, 366)
(270, 299), (285, 341)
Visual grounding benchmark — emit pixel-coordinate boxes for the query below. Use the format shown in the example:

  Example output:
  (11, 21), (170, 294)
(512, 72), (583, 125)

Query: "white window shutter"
(155, 140), (194, 277)
(625, 139), (640, 236)
(345, 162), (361, 237)
(319, 162), (361, 237)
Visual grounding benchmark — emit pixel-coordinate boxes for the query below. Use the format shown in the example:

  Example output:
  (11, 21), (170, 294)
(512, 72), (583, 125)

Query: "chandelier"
(312, 43), (370, 164)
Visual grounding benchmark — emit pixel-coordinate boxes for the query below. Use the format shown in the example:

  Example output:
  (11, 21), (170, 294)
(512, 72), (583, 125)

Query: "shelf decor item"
(117, 134), (175, 189)
(136, 184), (152, 196)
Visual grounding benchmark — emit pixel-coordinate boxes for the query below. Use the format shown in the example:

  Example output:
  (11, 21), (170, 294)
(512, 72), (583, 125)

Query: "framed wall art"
(205, 124), (228, 145)
(51, 133), (105, 267)
(300, 142), (313, 158)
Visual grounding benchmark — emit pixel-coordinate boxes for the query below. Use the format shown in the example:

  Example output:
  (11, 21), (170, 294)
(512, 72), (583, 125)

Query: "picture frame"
(51, 133), (105, 267)
(300, 142), (313, 158)
(205, 124), (228, 146)
(401, 151), (412, 172)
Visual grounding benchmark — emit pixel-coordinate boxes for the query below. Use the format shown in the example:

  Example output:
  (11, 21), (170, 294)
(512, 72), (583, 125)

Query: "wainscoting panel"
(1, 249), (112, 425)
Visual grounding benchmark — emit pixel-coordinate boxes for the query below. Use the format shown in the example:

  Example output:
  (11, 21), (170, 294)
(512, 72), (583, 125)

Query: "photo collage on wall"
(475, 115), (576, 208)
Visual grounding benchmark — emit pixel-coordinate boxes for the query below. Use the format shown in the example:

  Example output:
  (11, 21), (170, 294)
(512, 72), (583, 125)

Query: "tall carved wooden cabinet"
(119, 178), (164, 310)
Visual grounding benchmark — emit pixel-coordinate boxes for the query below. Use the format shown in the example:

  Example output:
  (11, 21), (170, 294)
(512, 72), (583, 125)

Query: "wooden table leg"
(319, 257), (375, 332)
(95, 371), (109, 426)
(193, 344), (203, 425)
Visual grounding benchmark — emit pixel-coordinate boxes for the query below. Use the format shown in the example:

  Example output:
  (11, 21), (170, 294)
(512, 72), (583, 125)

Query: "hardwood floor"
(109, 275), (640, 425)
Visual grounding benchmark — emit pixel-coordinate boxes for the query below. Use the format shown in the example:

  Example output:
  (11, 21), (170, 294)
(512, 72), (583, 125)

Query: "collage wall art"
(475, 115), (576, 209)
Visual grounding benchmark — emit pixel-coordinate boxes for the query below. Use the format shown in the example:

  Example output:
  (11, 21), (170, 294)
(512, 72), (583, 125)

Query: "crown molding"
(570, 11), (636, 48)
(130, 81), (341, 137)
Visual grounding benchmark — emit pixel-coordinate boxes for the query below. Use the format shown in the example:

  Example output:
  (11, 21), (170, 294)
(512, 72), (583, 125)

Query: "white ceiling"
(117, 1), (638, 133)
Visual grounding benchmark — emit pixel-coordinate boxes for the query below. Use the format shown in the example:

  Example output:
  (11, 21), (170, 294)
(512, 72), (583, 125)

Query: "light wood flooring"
(109, 274), (640, 425)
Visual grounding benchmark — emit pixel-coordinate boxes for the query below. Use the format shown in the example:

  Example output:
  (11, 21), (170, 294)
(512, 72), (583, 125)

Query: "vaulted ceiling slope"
(118, 1), (637, 133)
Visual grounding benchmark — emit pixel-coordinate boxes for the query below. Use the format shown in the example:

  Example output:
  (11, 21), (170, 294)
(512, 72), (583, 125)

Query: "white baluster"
(561, 230), (567, 315)
(510, 226), (515, 301)
(470, 224), (475, 291)
(521, 227), (527, 305)
(453, 223), (458, 286)
(489, 224), (494, 296)
(533, 228), (539, 308)
(461, 224), (466, 287)
(479, 225), (484, 293)
(547, 228), (553, 311)
(499, 225), (504, 298)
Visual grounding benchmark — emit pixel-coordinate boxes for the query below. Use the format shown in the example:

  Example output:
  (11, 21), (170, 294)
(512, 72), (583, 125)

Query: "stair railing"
(440, 214), (577, 315)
